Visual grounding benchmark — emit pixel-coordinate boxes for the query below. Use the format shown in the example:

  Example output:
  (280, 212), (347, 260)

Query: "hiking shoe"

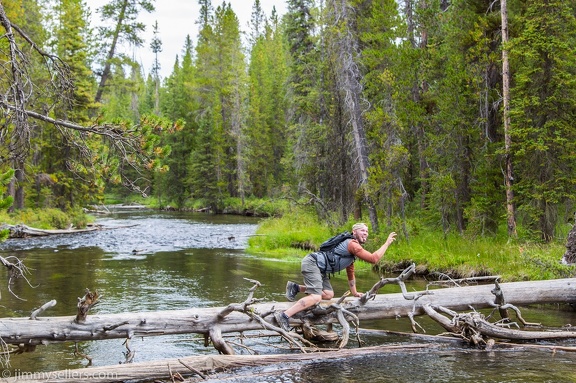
(285, 281), (299, 302)
(274, 311), (291, 332)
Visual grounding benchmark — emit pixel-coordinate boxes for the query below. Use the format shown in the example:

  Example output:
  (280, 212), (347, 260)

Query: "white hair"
(352, 223), (368, 232)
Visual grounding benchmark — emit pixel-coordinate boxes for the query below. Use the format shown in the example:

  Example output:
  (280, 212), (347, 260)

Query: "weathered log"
(0, 278), (574, 347)
(472, 316), (576, 340)
(1, 223), (102, 238)
(1, 344), (436, 383)
(424, 304), (576, 342)
(1, 223), (137, 239)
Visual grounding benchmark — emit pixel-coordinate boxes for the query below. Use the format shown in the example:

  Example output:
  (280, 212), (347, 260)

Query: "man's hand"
(386, 232), (397, 245)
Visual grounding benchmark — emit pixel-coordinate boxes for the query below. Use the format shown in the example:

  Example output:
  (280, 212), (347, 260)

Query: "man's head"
(352, 223), (369, 244)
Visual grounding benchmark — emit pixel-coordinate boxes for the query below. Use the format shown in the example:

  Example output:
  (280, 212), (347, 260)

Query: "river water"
(0, 210), (575, 382)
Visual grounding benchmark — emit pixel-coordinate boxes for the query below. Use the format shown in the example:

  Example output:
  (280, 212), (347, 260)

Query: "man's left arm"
(346, 264), (362, 297)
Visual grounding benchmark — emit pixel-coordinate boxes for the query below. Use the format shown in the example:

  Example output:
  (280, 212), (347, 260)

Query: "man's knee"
(322, 290), (334, 300)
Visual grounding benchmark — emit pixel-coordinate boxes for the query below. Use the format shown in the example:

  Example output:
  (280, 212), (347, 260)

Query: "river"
(0, 210), (575, 382)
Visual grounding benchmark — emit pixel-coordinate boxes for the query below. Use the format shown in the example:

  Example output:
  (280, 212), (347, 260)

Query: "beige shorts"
(301, 253), (333, 296)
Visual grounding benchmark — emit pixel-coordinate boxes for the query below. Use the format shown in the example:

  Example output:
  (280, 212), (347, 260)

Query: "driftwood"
(1, 223), (102, 238)
(75, 289), (100, 324)
(1, 344), (437, 383)
(424, 304), (576, 344)
(0, 277), (574, 349)
(6, 337), (576, 383)
(1, 223), (140, 239)
(0, 273), (575, 382)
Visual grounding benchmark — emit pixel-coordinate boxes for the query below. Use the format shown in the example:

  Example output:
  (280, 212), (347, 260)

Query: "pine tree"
(246, 6), (289, 197)
(150, 20), (162, 115)
(32, 0), (103, 209)
(509, 0), (576, 241)
(188, 1), (247, 209)
(93, 0), (154, 103)
(154, 37), (195, 208)
(284, 0), (325, 200)
(353, 0), (407, 230)
(1, 0), (49, 210)
(325, 0), (379, 230)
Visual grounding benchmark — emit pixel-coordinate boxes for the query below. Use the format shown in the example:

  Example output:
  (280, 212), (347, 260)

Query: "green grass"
(247, 210), (576, 282)
(0, 208), (93, 229)
(247, 209), (336, 259)
(380, 231), (573, 281)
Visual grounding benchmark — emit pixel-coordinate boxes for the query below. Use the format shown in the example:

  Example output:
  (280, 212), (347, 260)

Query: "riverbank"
(0, 207), (91, 231)
(246, 210), (576, 282)
(2, 201), (574, 282)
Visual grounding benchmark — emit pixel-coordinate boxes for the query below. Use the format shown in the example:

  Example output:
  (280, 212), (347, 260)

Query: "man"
(274, 223), (397, 331)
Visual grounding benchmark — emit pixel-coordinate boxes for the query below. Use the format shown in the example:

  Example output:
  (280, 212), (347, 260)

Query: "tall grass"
(379, 231), (572, 281)
(247, 208), (576, 282)
(247, 209), (328, 260)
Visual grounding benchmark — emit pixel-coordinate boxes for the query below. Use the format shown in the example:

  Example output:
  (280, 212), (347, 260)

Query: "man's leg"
(275, 254), (327, 331)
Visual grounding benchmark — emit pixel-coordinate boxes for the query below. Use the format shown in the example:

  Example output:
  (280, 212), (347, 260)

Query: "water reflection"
(0, 210), (575, 382)
(174, 350), (576, 383)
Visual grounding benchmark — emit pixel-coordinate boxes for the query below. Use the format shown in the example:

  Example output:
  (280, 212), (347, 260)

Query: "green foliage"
(384, 226), (574, 281)
(508, 0), (576, 241)
(4, 0), (575, 249)
(0, 169), (15, 211)
(246, 18), (290, 197)
(251, 212), (575, 281)
(188, 114), (223, 212)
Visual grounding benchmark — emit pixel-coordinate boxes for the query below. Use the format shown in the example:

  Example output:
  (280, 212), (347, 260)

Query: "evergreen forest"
(1, 0), (576, 244)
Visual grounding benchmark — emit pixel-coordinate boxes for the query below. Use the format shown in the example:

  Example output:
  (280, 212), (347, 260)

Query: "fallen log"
(1, 223), (138, 238)
(424, 304), (576, 341)
(0, 344), (439, 383)
(473, 316), (576, 340)
(1, 223), (102, 238)
(0, 278), (574, 348)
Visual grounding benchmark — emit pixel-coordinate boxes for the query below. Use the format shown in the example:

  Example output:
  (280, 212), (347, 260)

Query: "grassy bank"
(247, 210), (575, 282)
(0, 208), (92, 230)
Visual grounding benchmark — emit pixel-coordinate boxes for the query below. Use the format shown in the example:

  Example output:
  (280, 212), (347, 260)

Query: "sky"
(85, 0), (288, 78)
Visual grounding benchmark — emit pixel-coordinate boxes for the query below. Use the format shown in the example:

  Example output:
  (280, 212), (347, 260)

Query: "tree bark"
(501, 0), (517, 238)
(94, 0), (127, 103)
(1, 278), (574, 347)
(330, 0), (379, 232)
(563, 213), (576, 264)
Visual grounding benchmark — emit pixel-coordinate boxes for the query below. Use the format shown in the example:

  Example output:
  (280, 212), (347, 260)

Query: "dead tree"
(328, 0), (379, 231)
(424, 304), (576, 346)
(1, 223), (102, 238)
(563, 213), (576, 264)
(0, 270), (575, 380)
(0, 274), (574, 352)
(1, 344), (436, 383)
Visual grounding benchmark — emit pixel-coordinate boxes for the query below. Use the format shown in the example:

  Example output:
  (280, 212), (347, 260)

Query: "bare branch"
(30, 299), (57, 320)
(0, 255), (35, 301)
